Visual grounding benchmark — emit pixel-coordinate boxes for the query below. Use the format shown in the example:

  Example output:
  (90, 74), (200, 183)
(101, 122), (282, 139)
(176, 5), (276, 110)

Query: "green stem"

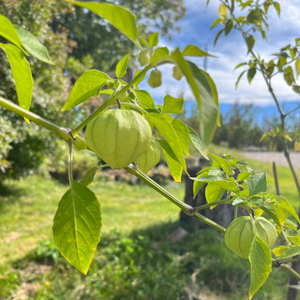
(280, 263), (300, 281)
(120, 102), (149, 115)
(195, 200), (232, 211)
(0, 96), (70, 140)
(234, 206), (238, 219)
(125, 165), (226, 233)
(68, 140), (74, 186)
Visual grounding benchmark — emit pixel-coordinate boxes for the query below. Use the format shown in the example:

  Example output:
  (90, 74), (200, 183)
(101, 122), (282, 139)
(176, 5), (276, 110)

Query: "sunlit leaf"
(53, 181), (102, 274)
(62, 70), (110, 111)
(116, 53), (130, 78)
(14, 25), (52, 64)
(0, 43), (33, 122)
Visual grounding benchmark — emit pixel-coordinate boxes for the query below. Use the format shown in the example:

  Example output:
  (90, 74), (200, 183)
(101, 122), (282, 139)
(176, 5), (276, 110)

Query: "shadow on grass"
(0, 180), (27, 212)
(4, 220), (257, 300)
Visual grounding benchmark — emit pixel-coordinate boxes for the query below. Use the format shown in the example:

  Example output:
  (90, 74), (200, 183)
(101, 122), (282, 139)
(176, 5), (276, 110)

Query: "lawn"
(0, 148), (299, 300)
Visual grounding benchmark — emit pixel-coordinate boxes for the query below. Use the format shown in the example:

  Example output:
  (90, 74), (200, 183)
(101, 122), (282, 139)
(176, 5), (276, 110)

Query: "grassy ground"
(0, 147), (300, 299)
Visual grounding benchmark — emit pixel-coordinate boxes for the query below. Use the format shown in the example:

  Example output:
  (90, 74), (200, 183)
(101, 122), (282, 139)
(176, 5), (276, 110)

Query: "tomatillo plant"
(0, 1), (300, 299)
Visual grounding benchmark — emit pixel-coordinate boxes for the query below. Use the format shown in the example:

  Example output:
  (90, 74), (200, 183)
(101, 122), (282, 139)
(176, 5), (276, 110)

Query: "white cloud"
(140, 0), (300, 106)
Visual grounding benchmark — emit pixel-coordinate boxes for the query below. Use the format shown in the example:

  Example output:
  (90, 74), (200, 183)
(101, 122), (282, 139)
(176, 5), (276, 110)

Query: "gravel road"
(243, 152), (300, 170)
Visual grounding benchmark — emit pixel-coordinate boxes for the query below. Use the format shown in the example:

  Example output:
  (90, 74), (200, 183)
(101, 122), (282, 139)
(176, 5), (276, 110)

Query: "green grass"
(0, 146), (300, 300)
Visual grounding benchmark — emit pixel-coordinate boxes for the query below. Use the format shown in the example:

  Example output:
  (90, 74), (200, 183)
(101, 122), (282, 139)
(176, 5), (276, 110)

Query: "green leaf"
(214, 28), (225, 46)
(295, 58), (300, 77)
(187, 126), (207, 159)
(275, 197), (300, 223)
(273, 245), (287, 257)
(237, 172), (253, 182)
(247, 68), (256, 84)
(182, 45), (216, 58)
(134, 90), (155, 109)
(284, 66), (295, 86)
(157, 140), (182, 182)
(273, 2), (280, 17)
(218, 4), (227, 19)
(80, 166), (99, 187)
(116, 53), (130, 78)
(62, 70), (110, 111)
(170, 50), (219, 149)
(53, 181), (102, 274)
(191, 175), (239, 193)
(247, 173), (267, 196)
(232, 197), (245, 206)
(99, 89), (114, 95)
(248, 237), (272, 299)
(14, 25), (52, 64)
(150, 47), (169, 63)
(193, 181), (206, 199)
(0, 43), (33, 122)
(292, 85), (300, 94)
(277, 246), (300, 259)
(72, 1), (139, 46)
(246, 35), (255, 54)
(205, 183), (226, 208)
(225, 19), (233, 37)
(261, 206), (283, 230)
(149, 113), (186, 174)
(139, 37), (148, 47)
(162, 95), (184, 114)
(0, 15), (24, 51)
(148, 32), (159, 48)
(235, 70), (246, 89)
(208, 152), (231, 175)
(211, 19), (221, 29)
(172, 119), (190, 156)
(234, 62), (247, 70)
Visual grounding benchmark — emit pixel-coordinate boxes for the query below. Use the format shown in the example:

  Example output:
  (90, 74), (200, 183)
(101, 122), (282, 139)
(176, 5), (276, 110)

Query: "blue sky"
(139, 0), (300, 110)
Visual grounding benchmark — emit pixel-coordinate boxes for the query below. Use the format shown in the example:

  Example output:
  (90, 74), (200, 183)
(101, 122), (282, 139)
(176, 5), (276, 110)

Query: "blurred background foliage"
(0, 0), (186, 181)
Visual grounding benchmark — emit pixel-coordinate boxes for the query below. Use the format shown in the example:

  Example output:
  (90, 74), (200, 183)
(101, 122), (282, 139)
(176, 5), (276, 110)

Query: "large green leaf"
(149, 113), (186, 174)
(135, 90), (155, 108)
(116, 53), (130, 78)
(53, 181), (102, 274)
(0, 43), (33, 122)
(148, 32), (159, 48)
(187, 126), (207, 159)
(172, 119), (190, 156)
(157, 140), (182, 182)
(162, 95), (184, 114)
(0, 15), (24, 51)
(191, 175), (239, 193)
(275, 196), (300, 223)
(62, 70), (110, 111)
(247, 173), (267, 196)
(205, 183), (226, 208)
(150, 47), (169, 63)
(208, 152), (231, 175)
(248, 237), (272, 299)
(14, 25), (52, 64)
(277, 246), (300, 260)
(170, 49), (219, 148)
(72, 1), (139, 46)
(182, 45), (216, 57)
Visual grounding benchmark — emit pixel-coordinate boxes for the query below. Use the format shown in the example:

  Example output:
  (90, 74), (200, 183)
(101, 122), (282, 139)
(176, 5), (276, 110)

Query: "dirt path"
(243, 152), (300, 170)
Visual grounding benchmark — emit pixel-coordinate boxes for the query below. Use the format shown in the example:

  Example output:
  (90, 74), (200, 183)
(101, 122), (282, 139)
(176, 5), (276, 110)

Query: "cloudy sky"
(139, 0), (300, 107)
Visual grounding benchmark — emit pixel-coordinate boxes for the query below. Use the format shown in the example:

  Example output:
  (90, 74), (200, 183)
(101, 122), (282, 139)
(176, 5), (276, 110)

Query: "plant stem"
(280, 263), (300, 282)
(125, 165), (226, 233)
(120, 102), (149, 115)
(195, 200), (232, 211)
(0, 96), (71, 140)
(68, 139), (74, 187)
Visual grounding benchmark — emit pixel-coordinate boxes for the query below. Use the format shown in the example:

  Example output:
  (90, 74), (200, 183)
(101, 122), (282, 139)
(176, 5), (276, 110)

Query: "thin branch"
(0, 96), (71, 141)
